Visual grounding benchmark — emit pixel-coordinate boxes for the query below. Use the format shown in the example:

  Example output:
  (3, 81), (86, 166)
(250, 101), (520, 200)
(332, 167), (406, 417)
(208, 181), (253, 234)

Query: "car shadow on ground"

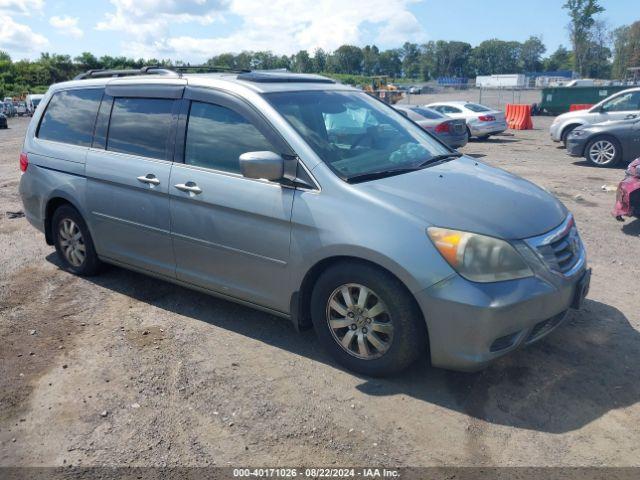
(621, 218), (640, 236)
(470, 137), (519, 144)
(47, 255), (640, 435)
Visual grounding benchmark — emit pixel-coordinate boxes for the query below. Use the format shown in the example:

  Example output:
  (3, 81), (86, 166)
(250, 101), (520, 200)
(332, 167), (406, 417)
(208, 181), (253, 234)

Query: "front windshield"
(265, 91), (451, 181)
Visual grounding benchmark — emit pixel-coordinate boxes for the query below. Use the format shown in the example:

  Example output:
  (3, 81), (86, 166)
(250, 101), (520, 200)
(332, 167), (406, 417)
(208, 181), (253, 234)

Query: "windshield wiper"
(419, 152), (463, 167)
(345, 166), (421, 184)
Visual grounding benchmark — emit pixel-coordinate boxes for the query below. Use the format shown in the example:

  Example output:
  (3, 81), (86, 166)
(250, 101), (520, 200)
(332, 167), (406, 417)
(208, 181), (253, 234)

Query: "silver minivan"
(19, 69), (591, 376)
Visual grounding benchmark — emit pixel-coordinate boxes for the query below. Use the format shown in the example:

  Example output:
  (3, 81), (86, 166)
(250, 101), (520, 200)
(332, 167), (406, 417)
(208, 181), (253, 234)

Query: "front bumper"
(549, 121), (562, 141)
(416, 217), (588, 371)
(566, 137), (587, 156)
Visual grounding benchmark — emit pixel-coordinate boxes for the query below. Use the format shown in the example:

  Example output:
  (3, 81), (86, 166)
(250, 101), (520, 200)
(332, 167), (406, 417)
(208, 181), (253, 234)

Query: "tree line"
(0, 1), (638, 98)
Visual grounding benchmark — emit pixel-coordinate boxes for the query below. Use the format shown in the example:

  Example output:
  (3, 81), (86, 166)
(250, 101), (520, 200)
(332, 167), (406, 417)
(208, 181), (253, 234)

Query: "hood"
(557, 109), (591, 122)
(354, 156), (567, 240)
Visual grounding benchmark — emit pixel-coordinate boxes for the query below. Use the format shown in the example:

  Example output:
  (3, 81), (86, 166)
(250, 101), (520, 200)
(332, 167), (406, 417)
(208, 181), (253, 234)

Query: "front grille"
(527, 215), (583, 276)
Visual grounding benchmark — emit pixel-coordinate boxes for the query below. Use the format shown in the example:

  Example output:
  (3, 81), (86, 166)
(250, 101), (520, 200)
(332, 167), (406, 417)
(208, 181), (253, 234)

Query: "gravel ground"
(1, 113), (639, 469)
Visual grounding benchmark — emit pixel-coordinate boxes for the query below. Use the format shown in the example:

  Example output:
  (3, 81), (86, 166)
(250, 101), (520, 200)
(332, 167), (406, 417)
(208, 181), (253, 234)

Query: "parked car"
(550, 87), (640, 146)
(394, 105), (468, 148)
(425, 101), (507, 139)
(1, 99), (15, 117)
(15, 101), (27, 116)
(407, 85), (422, 94)
(566, 117), (640, 167)
(19, 69), (589, 376)
(613, 158), (640, 221)
(26, 94), (44, 115)
(0, 111), (7, 129)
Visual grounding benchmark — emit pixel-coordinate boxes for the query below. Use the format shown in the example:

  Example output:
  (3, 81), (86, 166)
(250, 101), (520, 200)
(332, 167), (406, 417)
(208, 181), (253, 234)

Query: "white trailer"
(475, 74), (527, 88)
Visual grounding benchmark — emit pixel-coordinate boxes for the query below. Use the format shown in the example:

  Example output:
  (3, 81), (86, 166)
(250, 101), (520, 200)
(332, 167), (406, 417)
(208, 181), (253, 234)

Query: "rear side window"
(184, 101), (275, 174)
(37, 89), (103, 146)
(107, 98), (174, 160)
(464, 103), (491, 112)
(412, 107), (443, 120)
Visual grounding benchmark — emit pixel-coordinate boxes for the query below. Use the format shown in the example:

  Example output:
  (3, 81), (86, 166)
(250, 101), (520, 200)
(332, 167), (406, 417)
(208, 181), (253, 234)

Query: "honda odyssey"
(19, 68), (590, 376)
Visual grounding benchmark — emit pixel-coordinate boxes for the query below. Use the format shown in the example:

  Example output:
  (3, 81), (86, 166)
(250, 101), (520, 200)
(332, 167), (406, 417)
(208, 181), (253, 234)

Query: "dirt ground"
(1, 111), (639, 469)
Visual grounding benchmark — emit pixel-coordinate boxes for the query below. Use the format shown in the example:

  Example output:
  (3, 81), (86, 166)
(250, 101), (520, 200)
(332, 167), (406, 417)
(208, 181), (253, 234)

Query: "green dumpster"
(539, 86), (631, 115)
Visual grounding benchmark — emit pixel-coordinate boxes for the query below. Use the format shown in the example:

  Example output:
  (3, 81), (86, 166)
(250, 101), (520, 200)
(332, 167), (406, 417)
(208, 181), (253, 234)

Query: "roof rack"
(74, 66), (177, 80)
(236, 71), (335, 84)
(74, 65), (251, 80)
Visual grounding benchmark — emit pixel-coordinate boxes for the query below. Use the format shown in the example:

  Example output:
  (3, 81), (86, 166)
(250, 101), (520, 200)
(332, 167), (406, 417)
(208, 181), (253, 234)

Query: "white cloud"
(0, 0), (44, 16)
(49, 15), (83, 38)
(96, 0), (427, 62)
(0, 14), (48, 54)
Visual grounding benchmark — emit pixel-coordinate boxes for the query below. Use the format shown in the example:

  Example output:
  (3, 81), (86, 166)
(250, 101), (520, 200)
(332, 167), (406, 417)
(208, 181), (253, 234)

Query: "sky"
(0, 0), (636, 62)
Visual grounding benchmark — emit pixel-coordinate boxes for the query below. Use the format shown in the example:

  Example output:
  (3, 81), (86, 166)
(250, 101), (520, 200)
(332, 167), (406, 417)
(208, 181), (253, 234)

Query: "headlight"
(427, 227), (533, 283)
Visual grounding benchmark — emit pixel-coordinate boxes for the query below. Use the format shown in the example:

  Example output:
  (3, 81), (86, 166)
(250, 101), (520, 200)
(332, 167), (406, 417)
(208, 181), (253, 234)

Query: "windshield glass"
(265, 91), (450, 180)
(464, 103), (491, 112)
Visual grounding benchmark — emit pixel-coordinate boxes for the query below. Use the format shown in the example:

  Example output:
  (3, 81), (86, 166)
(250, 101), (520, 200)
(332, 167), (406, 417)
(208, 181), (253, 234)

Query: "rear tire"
(584, 136), (622, 168)
(310, 261), (426, 377)
(52, 205), (101, 276)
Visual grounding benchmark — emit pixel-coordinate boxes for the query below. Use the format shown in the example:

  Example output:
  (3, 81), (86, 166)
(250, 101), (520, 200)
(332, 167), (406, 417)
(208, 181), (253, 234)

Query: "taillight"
(478, 115), (496, 122)
(434, 122), (450, 133)
(20, 152), (29, 172)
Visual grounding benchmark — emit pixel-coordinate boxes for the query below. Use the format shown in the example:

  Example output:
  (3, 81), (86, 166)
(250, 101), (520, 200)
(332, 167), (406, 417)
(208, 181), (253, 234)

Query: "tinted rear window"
(37, 89), (103, 146)
(107, 98), (174, 160)
(464, 103), (491, 112)
(412, 107), (444, 119)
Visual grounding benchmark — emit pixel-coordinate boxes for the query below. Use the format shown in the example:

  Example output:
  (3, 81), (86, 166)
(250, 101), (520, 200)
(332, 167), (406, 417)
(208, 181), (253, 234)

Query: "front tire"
(561, 124), (579, 148)
(584, 136), (622, 167)
(52, 205), (101, 276)
(310, 261), (426, 376)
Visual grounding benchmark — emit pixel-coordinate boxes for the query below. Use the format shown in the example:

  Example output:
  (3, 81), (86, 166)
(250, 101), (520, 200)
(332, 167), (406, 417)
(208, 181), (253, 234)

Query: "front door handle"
(137, 174), (160, 185)
(174, 182), (202, 194)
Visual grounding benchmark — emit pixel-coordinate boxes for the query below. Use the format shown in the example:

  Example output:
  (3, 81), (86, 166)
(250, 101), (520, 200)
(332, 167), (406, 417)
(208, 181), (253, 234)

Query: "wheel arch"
(43, 195), (82, 245)
(290, 256), (429, 343)
(560, 122), (583, 141)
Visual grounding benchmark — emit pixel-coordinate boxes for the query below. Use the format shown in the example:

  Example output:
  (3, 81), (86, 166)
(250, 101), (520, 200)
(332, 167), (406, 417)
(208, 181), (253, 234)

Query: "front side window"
(266, 90), (451, 182)
(184, 101), (275, 174)
(602, 92), (640, 112)
(107, 98), (174, 160)
(37, 89), (103, 146)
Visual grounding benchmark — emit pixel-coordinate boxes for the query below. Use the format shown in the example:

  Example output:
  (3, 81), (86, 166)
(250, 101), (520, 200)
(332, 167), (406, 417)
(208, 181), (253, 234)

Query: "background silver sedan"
(425, 101), (507, 140)
(394, 105), (468, 148)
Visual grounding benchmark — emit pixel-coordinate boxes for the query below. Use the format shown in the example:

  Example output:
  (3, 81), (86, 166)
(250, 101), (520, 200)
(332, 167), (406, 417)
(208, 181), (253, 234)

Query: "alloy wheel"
(588, 140), (616, 165)
(58, 218), (86, 267)
(326, 283), (394, 360)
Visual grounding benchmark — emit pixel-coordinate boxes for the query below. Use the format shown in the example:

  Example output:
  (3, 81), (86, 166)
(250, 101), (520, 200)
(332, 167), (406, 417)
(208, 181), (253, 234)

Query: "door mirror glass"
(239, 151), (284, 181)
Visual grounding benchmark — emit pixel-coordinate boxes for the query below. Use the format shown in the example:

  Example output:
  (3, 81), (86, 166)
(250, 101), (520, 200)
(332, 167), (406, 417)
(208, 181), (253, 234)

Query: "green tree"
(313, 48), (327, 73)
(292, 50), (313, 73)
(612, 22), (640, 78)
(520, 36), (546, 71)
(401, 42), (420, 78)
(543, 45), (573, 71)
(563, 0), (605, 76)
(333, 45), (363, 74)
(362, 45), (380, 75)
(378, 49), (401, 77)
(471, 39), (522, 75)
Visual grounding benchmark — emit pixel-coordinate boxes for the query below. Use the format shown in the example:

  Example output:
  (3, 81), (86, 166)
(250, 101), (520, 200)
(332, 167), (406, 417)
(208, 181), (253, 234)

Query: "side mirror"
(239, 151), (285, 181)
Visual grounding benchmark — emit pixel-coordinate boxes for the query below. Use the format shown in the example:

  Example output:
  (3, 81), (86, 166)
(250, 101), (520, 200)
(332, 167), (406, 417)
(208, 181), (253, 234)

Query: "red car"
(613, 158), (640, 221)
